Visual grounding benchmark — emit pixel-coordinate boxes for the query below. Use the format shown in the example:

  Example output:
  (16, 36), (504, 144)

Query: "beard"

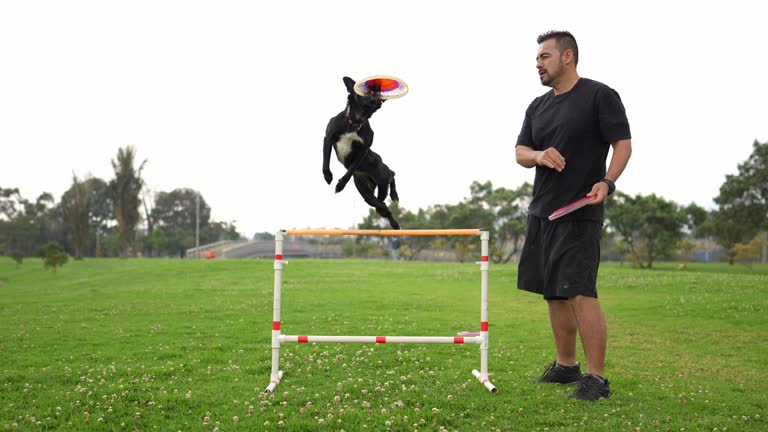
(539, 72), (553, 87)
(539, 59), (563, 87)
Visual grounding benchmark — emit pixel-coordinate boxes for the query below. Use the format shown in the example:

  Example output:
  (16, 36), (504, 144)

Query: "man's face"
(536, 39), (563, 87)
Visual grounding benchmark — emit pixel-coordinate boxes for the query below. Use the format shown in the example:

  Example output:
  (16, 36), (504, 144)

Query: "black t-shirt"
(516, 78), (631, 222)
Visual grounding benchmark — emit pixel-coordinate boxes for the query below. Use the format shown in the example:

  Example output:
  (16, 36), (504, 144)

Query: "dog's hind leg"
(388, 175), (399, 204)
(354, 175), (400, 229)
(375, 179), (389, 204)
(335, 148), (370, 194)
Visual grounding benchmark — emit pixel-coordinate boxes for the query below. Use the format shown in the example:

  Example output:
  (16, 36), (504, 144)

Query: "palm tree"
(109, 146), (146, 257)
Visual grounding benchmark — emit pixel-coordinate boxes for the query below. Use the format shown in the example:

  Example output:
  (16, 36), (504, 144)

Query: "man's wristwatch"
(601, 178), (616, 195)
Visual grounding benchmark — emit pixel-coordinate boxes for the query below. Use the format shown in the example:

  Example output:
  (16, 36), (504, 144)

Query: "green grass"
(1, 258), (766, 431)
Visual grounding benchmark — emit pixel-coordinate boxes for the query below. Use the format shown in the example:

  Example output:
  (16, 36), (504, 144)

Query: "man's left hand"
(586, 181), (610, 205)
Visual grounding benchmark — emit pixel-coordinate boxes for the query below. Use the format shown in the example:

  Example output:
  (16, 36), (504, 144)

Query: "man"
(391, 238), (400, 260)
(515, 30), (632, 401)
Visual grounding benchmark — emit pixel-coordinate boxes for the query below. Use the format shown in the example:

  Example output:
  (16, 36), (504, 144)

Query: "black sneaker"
(536, 361), (582, 384)
(568, 373), (611, 401)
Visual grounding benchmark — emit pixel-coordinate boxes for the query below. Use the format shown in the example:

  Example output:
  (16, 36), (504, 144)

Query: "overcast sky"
(2, 1), (766, 237)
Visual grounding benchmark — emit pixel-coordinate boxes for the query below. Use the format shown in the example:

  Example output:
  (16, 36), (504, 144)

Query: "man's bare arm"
(604, 139), (632, 182)
(516, 145), (566, 172)
(586, 139), (633, 204)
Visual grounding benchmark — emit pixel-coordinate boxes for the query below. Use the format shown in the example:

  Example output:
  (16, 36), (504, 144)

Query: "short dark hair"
(537, 30), (579, 66)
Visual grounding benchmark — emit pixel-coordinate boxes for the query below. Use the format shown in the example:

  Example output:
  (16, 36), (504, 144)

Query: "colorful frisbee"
(353, 75), (409, 99)
(548, 196), (593, 221)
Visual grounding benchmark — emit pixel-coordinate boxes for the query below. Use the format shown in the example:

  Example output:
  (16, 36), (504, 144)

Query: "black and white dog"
(322, 76), (400, 229)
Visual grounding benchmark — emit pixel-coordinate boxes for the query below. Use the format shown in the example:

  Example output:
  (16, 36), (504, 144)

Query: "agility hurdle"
(266, 229), (497, 393)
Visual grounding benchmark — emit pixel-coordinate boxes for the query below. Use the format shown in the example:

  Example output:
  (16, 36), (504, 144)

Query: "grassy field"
(1, 257), (766, 431)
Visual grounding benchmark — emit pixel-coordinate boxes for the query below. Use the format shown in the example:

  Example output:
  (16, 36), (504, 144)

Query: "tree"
(147, 228), (168, 256)
(359, 203), (435, 260)
(0, 187), (23, 220)
(36, 241), (69, 272)
(151, 188), (210, 256)
(201, 221), (242, 244)
(253, 232), (274, 240)
(141, 187), (156, 237)
(109, 146), (146, 257)
(698, 208), (748, 265)
(356, 182), (531, 263)
(605, 193), (690, 268)
(713, 140), (768, 262)
(0, 189), (61, 257)
(61, 175), (91, 260)
(730, 232), (766, 269)
(0, 188), (23, 254)
(428, 201), (489, 262)
(152, 188), (210, 232)
(86, 177), (113, 256)
(466, 181), (532, 264)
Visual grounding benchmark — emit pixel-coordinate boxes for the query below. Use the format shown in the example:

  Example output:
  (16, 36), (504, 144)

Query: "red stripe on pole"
(275, 254), (283, 260)
(298, 336), (308, 343)
(272, 321), (280, 330)
(454, 337), (464, 344)
(376, 336), (386, 344)
(481, 256), (489, 262)
(481, 322), (489, 331)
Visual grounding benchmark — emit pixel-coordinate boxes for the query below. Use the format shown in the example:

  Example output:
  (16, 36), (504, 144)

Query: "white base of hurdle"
(472, 369), (497, 393)
(265, 229), (497, 394)
(265, 370), (283, 394)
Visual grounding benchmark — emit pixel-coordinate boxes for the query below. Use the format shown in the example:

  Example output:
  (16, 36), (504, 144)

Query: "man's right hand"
(535, 147), (566, 172)
(323, 169), (333, 185)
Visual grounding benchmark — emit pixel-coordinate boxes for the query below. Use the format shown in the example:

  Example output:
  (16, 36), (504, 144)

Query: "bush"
(10, 250), (23, 267)
(35, 242), (69, 272)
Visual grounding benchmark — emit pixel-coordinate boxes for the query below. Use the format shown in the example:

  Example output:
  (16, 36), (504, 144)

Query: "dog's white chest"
(335, 132), (363, 162)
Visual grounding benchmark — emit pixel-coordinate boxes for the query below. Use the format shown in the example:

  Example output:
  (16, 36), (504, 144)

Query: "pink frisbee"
(548, 196), (593, 221)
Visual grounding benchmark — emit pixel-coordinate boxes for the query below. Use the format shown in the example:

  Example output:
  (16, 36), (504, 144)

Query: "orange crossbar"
(283, 229), (481, 236)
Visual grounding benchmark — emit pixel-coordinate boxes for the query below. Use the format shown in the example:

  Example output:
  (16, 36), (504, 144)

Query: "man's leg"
(569, 295), (607, 376)
(547, 299), (578, 367)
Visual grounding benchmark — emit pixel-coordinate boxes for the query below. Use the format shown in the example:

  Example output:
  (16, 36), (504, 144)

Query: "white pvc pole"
(472, 231), (497, 392)
(280, 335), (481, 344)
(473, 369), (497, 393)
(265, 371), (283, 394)
(265, 231), (285, 393)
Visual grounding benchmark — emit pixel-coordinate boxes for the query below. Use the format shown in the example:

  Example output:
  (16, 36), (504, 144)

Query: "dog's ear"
(343, 77), (356, 94)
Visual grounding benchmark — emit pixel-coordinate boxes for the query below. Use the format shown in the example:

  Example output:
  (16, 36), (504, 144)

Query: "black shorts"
(517, 215), (602, 300)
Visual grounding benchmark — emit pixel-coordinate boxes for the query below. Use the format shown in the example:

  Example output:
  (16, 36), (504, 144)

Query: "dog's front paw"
(323, 170), (333, 185)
